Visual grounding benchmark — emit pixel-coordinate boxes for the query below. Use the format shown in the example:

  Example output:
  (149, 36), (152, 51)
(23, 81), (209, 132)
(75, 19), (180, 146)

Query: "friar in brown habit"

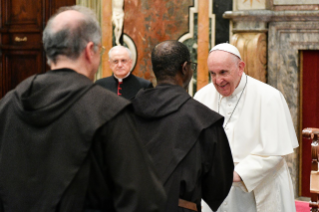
(132, 40), (234, 212)
(0, 5), (165, 212)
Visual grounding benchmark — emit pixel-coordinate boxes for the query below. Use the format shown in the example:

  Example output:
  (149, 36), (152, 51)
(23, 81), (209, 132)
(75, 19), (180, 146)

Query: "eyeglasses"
(110, 59), (130, 65)
(95, 44), (106, 56)
(188, 61), (197, 71)
(99, 46), (106, 56)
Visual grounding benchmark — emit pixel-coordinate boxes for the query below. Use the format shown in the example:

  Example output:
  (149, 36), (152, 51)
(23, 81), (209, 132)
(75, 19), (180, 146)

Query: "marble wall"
(268, 20), (319, 197)
(123, 0), (193, 85)
(102, 0), (232, 92)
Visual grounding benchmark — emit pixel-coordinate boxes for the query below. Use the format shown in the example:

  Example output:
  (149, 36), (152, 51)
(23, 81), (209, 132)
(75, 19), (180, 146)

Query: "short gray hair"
(43, 5), (101, 65)
(108, 46), (132, 60)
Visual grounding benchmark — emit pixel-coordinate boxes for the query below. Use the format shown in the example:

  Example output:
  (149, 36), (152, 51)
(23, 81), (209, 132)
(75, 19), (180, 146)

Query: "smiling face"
(109, 47), (132, 78)
(207, 50), (245, 97)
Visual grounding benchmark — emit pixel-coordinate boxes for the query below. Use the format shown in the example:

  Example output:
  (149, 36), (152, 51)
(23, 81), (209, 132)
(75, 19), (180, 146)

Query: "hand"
(233, 171), (242, 182)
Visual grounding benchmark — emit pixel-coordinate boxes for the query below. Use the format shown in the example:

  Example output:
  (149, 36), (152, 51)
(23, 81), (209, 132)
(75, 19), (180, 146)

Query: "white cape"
(195, 74), (298, 212)
(194, 74), (298, 161)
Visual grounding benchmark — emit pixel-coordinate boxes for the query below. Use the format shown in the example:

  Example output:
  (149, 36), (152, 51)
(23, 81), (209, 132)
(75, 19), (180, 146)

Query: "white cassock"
(194, 73), (299, 212)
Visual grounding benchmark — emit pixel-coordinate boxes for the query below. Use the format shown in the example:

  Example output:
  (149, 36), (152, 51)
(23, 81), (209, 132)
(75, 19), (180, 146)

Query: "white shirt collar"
(114, 72), (131, 83)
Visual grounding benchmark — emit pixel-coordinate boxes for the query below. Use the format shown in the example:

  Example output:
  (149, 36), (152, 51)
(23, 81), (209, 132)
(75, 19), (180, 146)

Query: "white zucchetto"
(209, 43), (242, 60)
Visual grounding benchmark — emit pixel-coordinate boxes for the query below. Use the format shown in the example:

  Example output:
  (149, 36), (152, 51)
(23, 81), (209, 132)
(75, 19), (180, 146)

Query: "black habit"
(132, 84), (234, 212)
(95, 74), (153, 100)
(0, 69), (166, 212)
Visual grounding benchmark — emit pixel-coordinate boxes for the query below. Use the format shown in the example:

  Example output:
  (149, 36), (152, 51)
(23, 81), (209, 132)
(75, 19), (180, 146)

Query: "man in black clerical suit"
(132, 40), (234, 212)
(0, 5), (165, 212)
(95, 46), (152, 100)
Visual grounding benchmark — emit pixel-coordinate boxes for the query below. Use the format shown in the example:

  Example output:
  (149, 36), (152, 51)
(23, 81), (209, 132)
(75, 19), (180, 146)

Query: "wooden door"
(300, 50), (319, 197)
(0, 0), (75, 98)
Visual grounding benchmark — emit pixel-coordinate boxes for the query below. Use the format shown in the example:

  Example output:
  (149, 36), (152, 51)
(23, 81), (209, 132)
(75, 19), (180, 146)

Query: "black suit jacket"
(95, 74), (153, 100)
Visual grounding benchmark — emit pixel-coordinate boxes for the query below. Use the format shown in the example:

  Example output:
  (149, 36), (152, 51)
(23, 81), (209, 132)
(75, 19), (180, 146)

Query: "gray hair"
(43, 5), (101, 65)
(108, 46), (132, 60)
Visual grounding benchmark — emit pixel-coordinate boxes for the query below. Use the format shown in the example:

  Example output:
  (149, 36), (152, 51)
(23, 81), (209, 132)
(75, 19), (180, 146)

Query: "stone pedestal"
(231, 32), (267, 82)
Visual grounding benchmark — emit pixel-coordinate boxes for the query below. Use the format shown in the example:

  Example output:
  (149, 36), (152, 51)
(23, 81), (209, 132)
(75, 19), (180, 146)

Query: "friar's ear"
(84, 42), (96, 63)
(181, 61), (188, 76)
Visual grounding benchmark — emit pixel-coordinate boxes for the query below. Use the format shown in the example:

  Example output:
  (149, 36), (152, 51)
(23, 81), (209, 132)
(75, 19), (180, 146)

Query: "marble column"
(123, 0), (193, 85)
(101, 0), (113, 78)
(197, 0), (210, 90)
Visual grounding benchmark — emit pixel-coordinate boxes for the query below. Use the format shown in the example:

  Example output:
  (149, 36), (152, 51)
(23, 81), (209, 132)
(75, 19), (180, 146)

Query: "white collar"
(229, 72), (246, 97)
(218, 73), (248, 128)
(114, 72), (131, 82)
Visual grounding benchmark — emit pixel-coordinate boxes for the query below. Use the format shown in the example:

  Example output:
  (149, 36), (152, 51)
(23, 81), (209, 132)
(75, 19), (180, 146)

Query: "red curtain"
(301, 50), (319, 197)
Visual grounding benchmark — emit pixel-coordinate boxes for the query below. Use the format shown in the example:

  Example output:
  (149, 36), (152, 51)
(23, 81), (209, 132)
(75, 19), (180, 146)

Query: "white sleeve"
(235, 154), (283, 192)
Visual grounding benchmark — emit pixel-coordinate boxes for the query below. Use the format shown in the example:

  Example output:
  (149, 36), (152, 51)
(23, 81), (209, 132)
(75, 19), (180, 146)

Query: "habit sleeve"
(201, 120), (234, 211)
(91, 109), (166, 212)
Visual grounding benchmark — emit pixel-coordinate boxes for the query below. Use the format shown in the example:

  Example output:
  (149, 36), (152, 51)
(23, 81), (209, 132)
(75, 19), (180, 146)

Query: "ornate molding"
(178, 0), (198, 43)
(209, 0), (215, 47)
(178, 0), (199, 96)
(231, 33), (267, 82)
(274, 0), (318, 5)
(223, 10), (319, 22)
(123, 34), (137, 71)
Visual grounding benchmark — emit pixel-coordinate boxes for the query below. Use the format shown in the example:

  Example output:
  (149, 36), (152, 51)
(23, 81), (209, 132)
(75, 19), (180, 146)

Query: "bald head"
(152, 40), (190, 81)
(43, 5), (101, 65)
(108, 46), (132, 60)
(50, 10), (85, 33)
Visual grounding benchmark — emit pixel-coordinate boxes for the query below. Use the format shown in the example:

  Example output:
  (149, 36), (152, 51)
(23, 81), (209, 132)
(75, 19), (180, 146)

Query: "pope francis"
(195, 43), (299, 212)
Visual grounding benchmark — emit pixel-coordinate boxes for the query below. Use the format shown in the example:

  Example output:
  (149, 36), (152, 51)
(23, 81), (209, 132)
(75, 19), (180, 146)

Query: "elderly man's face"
(109, 48), (132, 78)
(207, 51), (244, 97)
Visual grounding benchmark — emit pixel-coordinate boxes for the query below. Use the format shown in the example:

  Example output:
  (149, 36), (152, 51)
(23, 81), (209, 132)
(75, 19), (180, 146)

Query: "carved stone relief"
(231, 33), (267, 82)
(112, 0), (124, 46)
(112, 0), (137, 70)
